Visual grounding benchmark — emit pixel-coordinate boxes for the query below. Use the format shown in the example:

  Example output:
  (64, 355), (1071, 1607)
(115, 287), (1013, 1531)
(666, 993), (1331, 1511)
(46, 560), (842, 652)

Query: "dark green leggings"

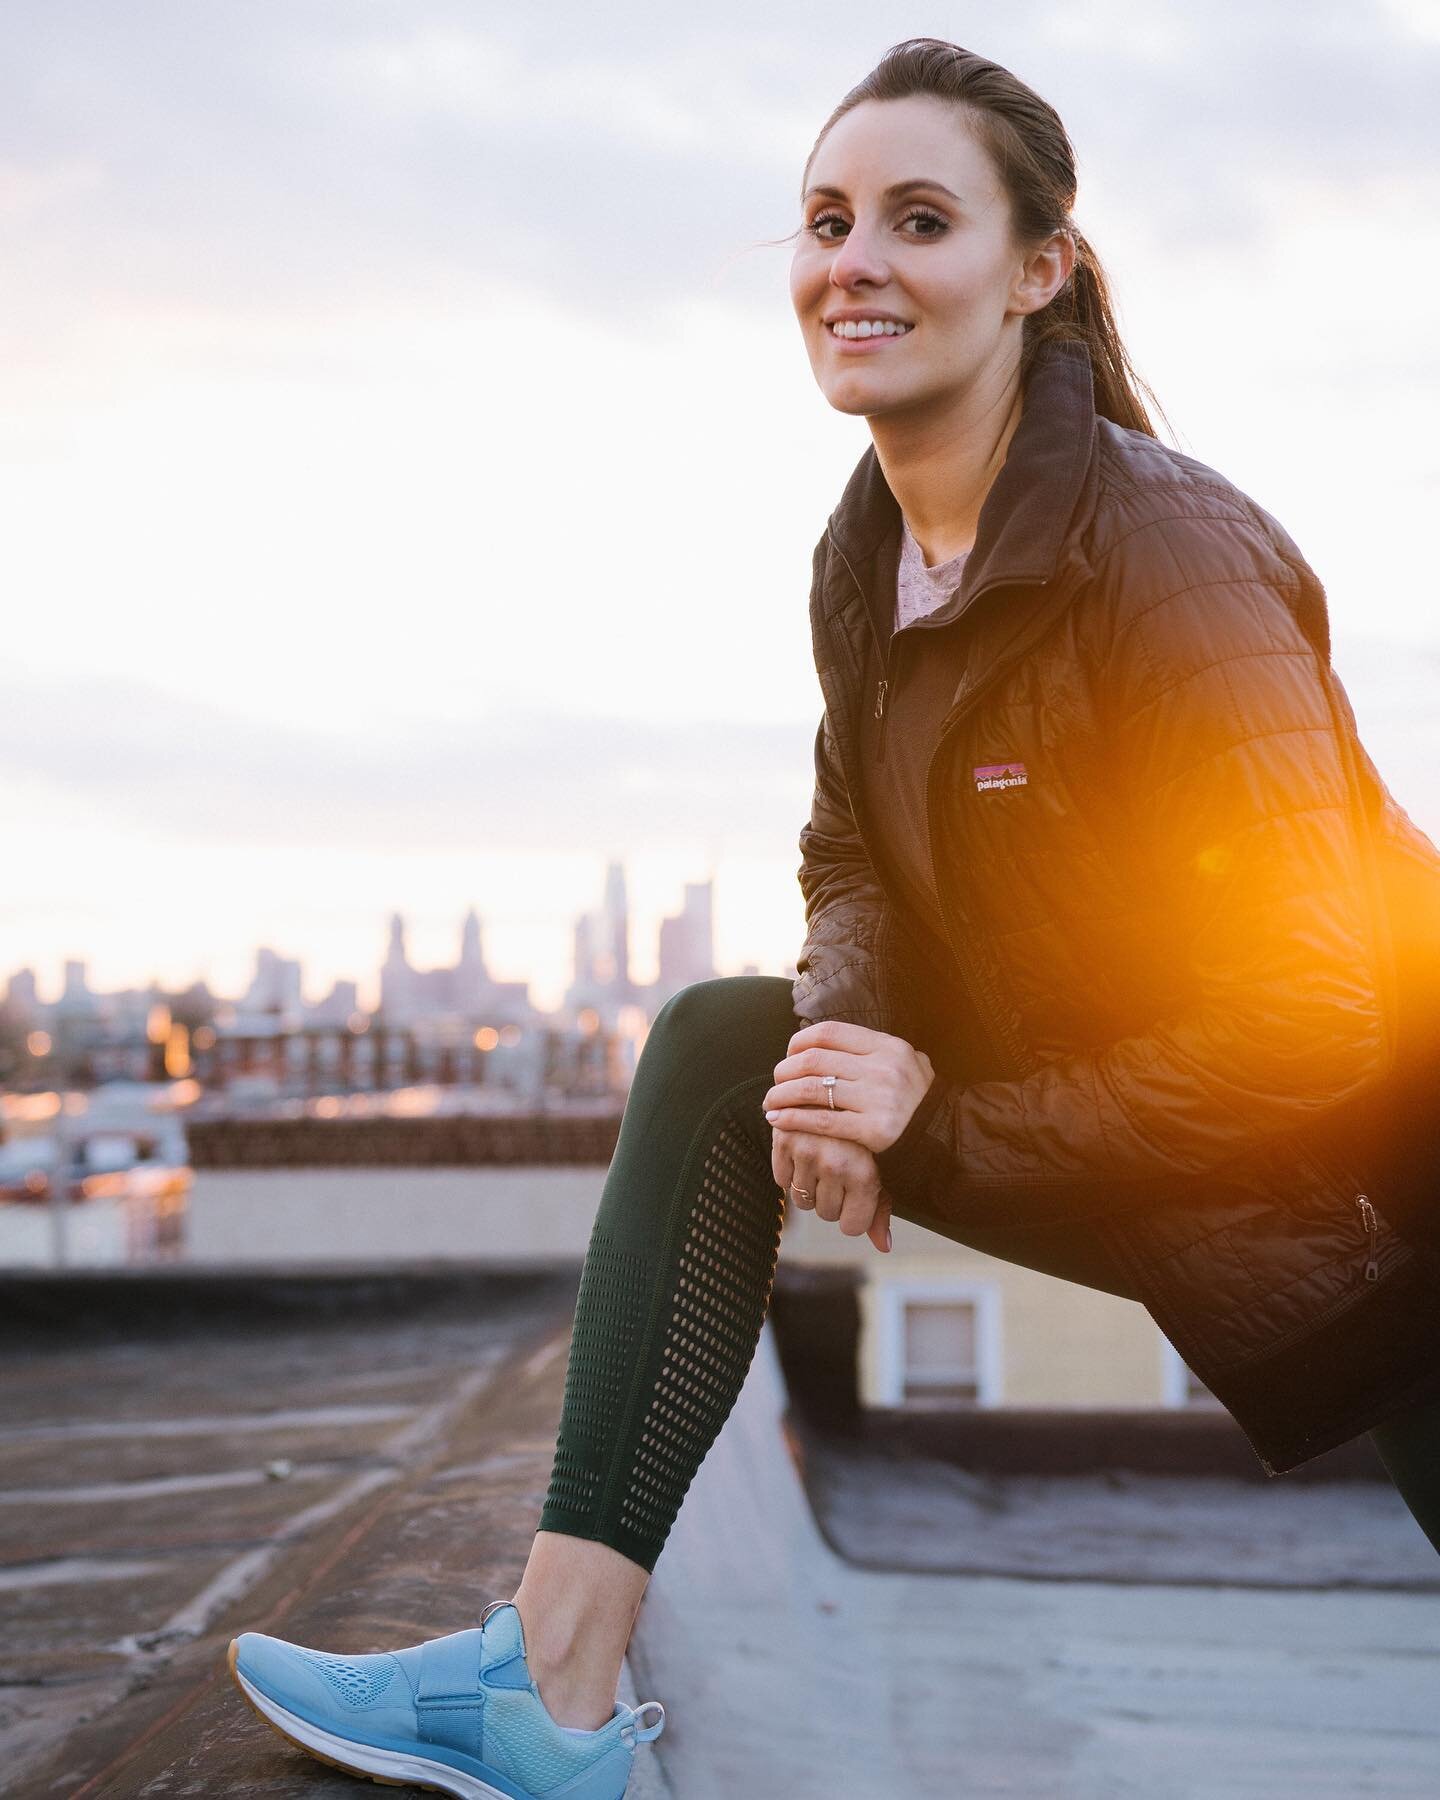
(537, 975), (1440, 1572)
(536, 977), (795, 1572)
(1369, 1393), (1440, 1554)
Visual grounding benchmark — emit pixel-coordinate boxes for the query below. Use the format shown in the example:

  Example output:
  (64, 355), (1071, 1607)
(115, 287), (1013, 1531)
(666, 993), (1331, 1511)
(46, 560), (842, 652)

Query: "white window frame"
(873, 1279), (1002, 1408)
(1158, 1336), (1224, 1408)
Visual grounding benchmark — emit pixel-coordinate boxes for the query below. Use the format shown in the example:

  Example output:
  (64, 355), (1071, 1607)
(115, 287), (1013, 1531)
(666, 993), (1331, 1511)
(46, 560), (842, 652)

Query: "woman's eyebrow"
(801, 178), (964, 204)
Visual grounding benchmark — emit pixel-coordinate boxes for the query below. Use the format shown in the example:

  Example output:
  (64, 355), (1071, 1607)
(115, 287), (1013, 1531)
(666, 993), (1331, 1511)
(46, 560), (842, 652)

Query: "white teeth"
(830, 320), (910, 339)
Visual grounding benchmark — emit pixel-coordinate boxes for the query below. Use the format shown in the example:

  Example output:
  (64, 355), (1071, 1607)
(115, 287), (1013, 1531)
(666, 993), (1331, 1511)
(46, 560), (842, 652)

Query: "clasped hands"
(762, 1020), (934, 1256)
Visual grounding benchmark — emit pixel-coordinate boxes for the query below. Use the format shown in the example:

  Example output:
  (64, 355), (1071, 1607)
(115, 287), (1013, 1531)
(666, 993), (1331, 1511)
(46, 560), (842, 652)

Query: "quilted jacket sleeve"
(790, 529), (917, 1038)
(874, 512), (1393, 1229)
(791, 702), (917, 1035)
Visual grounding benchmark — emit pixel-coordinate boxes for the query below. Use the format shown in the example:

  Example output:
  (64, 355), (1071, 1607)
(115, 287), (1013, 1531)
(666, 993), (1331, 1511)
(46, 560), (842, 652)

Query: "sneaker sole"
(226, 1638), (518, 1799)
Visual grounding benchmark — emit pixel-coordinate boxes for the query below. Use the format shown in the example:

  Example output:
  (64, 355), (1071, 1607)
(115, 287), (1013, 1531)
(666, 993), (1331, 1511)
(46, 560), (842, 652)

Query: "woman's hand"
(771, 1125), (894, 1253)
(763, 1020), (935, 1154)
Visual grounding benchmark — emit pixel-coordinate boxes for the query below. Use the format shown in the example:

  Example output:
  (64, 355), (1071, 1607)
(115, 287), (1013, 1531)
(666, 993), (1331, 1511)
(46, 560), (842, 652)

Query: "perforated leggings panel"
(538, 976), (800, 1574)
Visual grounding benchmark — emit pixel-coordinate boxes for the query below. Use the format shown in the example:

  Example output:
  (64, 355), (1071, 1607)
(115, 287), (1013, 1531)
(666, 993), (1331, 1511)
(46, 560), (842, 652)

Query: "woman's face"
(790, 94), (1060, 421)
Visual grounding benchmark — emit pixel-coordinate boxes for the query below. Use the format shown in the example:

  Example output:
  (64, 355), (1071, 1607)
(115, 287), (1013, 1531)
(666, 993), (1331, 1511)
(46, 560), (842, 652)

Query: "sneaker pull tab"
(630, 1699), (666, 1743)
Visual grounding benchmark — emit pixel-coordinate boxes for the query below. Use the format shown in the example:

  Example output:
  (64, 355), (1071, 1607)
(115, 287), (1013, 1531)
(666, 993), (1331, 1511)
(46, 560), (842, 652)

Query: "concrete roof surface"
(2, 1268), (1437, 1798)
(630, 1328), (1440, 1799)
(0, 1267), (668, 1797)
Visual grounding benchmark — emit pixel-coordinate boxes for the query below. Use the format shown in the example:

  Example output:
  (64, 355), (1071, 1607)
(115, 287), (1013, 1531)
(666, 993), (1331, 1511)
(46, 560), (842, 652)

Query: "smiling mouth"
(827, 320), (913, 340)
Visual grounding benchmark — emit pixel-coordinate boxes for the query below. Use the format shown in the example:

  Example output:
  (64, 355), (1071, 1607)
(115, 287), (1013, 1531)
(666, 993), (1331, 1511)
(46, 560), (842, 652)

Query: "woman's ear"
(1013, 228), (1075, 315)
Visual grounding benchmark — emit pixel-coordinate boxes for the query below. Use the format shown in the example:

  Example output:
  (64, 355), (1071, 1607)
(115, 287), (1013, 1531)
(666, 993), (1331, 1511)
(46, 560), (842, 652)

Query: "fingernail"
(764, 1111), (778, 1122)
(884, 1225), (893, 1251)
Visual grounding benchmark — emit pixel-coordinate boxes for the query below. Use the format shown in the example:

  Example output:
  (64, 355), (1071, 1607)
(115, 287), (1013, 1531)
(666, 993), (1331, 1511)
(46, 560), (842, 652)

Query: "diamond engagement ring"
(823, 1075), (837, 1110)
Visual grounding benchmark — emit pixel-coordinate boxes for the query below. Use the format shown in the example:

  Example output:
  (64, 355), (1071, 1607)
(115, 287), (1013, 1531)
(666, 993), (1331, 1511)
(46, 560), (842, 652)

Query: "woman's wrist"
(873, 1069), (953, 1195)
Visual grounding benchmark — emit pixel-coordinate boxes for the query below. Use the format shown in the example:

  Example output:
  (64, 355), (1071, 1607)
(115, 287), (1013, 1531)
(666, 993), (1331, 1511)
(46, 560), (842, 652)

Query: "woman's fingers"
(814, 1163), (847, 1223)
(766, 1103), (883, 1152)
(764, 1072), (864, 1116)
(793, 1132), (833, 1216)
(791, 1131), (883, 1237)
(772, 1129), (891, 1251)
(775, 1130), (825, 1212)
(772, 1134), (806, 1205)
(838, 1180), (878, 1237)
(770, 1045), (870, 1085)
(764, 1031), (936, 1155)
(786, 1020), (893, 1058)
(777, 1127), (836, 1214)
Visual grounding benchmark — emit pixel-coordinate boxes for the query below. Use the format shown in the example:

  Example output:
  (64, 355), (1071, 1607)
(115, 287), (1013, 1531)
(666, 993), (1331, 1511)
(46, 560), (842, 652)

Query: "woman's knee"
(600, 978), (794, 1233)
(632, 976), (799, 1127)
(648, 975), (797, 1056)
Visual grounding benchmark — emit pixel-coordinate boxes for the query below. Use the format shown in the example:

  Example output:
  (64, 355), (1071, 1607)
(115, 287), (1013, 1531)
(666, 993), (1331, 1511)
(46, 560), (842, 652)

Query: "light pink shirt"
(895, 513), (971, 631)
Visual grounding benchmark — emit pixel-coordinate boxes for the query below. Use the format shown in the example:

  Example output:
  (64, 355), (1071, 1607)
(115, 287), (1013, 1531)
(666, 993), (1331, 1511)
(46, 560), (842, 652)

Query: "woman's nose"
(828, 220), (890, 292)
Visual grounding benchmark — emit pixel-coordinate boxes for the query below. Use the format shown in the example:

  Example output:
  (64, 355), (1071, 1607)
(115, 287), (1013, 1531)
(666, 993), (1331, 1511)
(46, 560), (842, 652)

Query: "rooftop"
(2, 1266), (1438, 1797)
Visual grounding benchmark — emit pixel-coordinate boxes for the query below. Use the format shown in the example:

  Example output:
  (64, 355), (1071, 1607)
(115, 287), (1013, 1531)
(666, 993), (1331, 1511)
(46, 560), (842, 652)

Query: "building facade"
(779, 1206), (1219, 1412)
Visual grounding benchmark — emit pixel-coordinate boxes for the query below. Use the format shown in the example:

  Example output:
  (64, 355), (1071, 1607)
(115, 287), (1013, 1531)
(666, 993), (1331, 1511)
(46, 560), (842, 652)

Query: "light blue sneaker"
(227, 1598), (666, 1799)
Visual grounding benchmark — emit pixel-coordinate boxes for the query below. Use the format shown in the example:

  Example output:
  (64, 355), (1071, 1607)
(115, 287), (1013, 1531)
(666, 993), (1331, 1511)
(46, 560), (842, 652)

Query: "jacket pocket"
(1290, 1143), (1403, 1287)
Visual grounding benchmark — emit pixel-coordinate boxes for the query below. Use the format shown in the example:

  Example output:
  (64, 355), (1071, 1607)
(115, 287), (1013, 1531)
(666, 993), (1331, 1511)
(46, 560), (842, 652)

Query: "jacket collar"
(823, 336), (1100, 640)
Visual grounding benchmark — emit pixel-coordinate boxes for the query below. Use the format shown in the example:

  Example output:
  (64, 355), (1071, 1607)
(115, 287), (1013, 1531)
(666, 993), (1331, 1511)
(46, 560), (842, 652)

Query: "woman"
(227, 38), (1440, 1799)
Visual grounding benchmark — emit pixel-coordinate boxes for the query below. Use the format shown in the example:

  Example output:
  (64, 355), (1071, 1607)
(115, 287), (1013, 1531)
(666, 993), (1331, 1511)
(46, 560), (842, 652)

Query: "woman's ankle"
(509, 1530), (649, 1730)
(529, 1664), (618, 1733)
(511, 1590), (620, 1731)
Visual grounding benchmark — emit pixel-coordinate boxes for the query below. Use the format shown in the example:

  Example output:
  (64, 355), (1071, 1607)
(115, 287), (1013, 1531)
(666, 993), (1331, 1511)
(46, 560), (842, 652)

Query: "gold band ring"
(823, 1075), (837, 1110)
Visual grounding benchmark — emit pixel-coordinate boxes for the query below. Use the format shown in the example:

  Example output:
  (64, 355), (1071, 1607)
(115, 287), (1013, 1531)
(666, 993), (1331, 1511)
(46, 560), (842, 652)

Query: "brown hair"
(798, 38), (1172, 440)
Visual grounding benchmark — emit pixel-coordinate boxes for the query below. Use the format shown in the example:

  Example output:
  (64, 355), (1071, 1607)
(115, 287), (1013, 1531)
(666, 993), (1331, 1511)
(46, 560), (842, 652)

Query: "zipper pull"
(1356, 1193), (1379, 1282)
(874, 678), (888, 721)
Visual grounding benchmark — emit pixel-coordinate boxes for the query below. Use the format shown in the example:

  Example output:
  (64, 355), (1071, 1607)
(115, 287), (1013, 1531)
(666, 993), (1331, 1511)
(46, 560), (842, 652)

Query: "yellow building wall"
(780, 1203), (1166, 1408)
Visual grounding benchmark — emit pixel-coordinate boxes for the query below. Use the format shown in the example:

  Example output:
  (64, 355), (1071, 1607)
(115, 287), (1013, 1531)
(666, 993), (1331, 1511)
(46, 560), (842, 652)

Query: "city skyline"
(4, 862), (748, 1021)
(7, 630), (1438, 1012)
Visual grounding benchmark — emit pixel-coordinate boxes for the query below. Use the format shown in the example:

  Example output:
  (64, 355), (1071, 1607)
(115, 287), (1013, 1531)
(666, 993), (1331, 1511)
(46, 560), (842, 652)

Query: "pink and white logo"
(973, 761), (1028, 793)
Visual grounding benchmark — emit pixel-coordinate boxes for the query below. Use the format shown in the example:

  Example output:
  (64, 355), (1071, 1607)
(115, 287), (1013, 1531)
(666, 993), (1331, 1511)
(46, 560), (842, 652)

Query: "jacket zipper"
(875, 612), (961, 766)
(835, 533), (979, 777)
(1301, 1149), (1386, 1289)
(829, 533), (1045, 1079)
(1356, 1192), (1380, 1282)
(1149, 1221), (1396, 1444)
(1185, 1191), (1391, 1402)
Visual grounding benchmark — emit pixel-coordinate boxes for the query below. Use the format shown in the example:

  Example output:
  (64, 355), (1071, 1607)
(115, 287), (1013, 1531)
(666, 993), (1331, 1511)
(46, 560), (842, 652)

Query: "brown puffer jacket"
(792, 334), (1440, 1474)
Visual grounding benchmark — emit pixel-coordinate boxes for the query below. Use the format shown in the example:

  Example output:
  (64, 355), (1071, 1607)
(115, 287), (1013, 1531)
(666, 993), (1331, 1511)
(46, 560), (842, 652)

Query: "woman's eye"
(806, 211), (847, 240)
(803, 207), (949, 242)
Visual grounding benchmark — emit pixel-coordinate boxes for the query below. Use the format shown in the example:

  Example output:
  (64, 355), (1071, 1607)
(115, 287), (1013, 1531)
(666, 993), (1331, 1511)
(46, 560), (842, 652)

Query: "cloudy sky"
(5, 1), (1439, 1010)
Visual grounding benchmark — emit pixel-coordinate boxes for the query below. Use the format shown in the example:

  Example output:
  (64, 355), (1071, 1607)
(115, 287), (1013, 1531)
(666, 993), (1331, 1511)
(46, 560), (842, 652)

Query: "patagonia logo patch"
(974, 761), (1028, 793)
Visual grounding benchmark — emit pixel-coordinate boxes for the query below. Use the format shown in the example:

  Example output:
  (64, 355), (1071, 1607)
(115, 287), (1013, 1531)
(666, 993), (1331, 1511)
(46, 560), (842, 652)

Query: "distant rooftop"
(186, 1110), (622, 1166)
